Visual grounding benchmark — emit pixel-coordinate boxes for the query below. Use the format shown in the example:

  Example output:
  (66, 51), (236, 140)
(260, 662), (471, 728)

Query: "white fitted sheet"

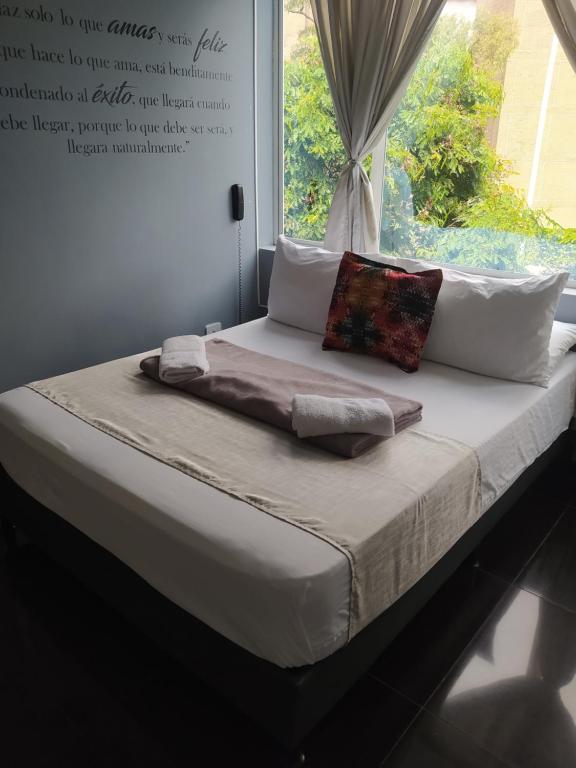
(0, 317), (575, 668)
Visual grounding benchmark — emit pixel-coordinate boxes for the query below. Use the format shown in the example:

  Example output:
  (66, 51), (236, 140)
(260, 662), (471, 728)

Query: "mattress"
(0, 317), (575, 668)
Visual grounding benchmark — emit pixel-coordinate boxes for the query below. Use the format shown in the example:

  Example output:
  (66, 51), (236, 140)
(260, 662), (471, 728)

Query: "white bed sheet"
(0, 317), (574, 668)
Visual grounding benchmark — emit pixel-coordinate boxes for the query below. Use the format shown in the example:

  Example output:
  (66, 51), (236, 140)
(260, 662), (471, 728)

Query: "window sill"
(259, 244), (576, 322)
(270, 236), (576, 289)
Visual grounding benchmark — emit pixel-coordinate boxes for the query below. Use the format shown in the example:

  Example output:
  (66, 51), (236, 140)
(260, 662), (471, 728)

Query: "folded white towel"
(159, 335), (209, 384)
(291, 395), (395, 439)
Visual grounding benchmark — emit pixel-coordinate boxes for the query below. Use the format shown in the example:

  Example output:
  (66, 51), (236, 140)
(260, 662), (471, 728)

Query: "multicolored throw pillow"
(323, 252), (443, 373)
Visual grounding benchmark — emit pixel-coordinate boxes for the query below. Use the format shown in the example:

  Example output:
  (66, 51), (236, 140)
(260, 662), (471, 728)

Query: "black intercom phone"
(231, 184), (244, 323)
(231, 184), (244, 221)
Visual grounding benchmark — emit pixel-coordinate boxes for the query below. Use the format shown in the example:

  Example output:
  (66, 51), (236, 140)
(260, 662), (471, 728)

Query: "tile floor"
(1, 454), (575, 767)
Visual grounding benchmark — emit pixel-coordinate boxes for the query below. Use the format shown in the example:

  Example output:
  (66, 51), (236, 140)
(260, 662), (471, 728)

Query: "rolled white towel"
(291, 395), (395, 439)
(159, 335), (209, 384)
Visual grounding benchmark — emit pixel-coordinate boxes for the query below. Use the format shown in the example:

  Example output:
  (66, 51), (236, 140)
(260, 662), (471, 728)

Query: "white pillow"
(548, 320), (576, 378)
(396, 258), (568, 386)
(268, 236), (396, 335)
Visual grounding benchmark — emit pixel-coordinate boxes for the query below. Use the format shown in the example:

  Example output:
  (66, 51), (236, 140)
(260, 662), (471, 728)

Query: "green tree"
(381, 12), (575, 272)
(284, 26), (347, 240)
(385, 14), (510, 230)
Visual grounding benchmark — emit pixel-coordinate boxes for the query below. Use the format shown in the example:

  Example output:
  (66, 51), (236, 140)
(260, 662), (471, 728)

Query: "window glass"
(380, 0), (576, 279)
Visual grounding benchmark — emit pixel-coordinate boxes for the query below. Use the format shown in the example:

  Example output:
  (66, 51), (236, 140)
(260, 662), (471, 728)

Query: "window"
(282, 0), (576, 280)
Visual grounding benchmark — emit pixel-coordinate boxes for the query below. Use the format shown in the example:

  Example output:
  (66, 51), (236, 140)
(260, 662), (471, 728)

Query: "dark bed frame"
(1, 425), (574, 753)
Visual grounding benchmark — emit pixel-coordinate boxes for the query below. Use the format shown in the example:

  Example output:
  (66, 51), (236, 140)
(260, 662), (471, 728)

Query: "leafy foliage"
(385, 15), (507, 230)
(283, 7), (576, 276)
(284, 27), (347, 240)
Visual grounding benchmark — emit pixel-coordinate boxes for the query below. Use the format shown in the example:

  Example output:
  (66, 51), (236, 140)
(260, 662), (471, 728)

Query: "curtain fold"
(310, 0), (446, 253)
(542, 0), (576, 72)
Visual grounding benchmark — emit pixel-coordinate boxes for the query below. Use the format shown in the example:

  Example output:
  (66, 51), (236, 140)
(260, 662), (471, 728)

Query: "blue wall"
(0, 0), (270, 392)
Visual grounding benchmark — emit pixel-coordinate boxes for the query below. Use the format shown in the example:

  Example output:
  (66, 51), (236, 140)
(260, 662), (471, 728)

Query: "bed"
(1, 316), (575, 748)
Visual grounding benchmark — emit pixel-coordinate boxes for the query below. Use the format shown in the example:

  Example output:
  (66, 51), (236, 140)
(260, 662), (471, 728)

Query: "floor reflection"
(434, 590), (576, 767)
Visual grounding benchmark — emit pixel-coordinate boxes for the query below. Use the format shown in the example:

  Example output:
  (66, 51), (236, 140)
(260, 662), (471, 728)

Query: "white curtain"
(542, 0), (576, 71)
(310, 0), (446, 253)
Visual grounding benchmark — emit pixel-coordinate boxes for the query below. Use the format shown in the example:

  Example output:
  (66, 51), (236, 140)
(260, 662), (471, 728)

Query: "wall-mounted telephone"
(231, 184), (244, 221)
(231, 184), (244, 324)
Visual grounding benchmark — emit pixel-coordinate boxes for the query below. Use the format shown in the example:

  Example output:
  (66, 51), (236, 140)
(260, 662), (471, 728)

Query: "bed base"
(0, 433), (569, 751)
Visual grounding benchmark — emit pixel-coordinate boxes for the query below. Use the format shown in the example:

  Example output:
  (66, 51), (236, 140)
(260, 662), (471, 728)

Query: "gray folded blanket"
(139, 339), (422, 458)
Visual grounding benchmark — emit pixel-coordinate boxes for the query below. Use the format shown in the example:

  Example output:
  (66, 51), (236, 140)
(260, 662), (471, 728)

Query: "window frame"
(276, 3), (576, 288)
(274, 0), (283, 245)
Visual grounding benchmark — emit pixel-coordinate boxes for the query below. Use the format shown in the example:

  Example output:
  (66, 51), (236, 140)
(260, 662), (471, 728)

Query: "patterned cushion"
(323, 252), (443, 373)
